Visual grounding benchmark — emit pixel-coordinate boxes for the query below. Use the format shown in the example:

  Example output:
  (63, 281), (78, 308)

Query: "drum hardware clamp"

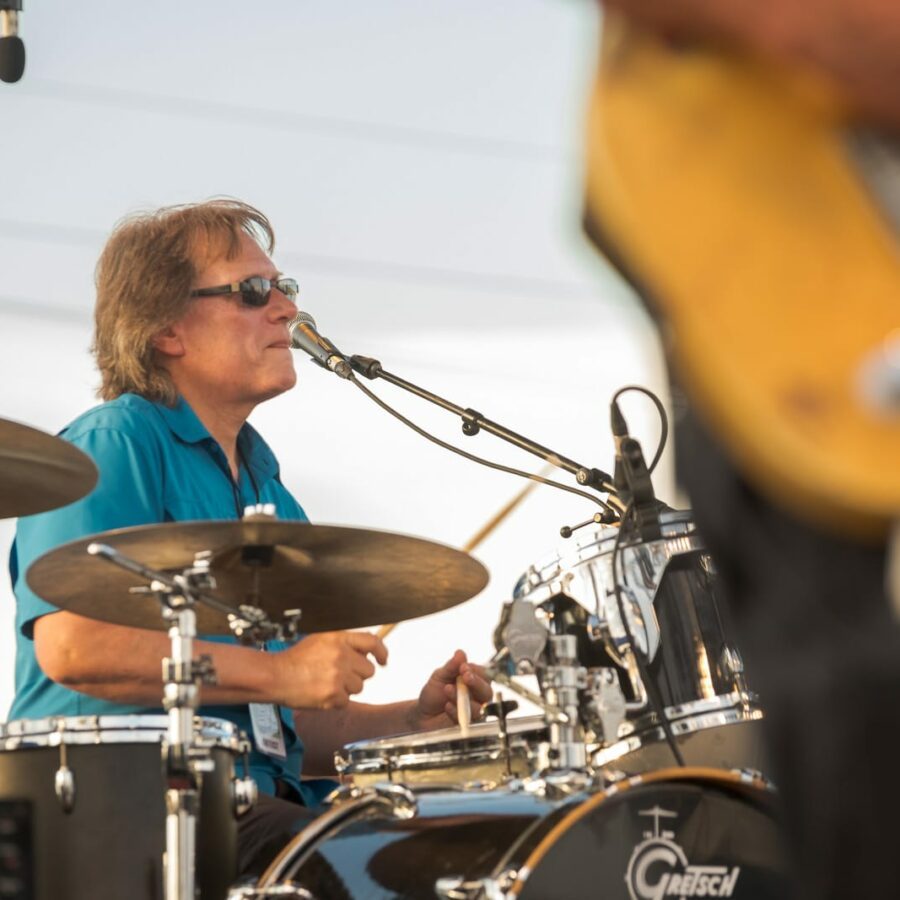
(492, 598), (549, 675)
(484, 661), (569, 726)
(539, 634), (589, 772)
(228, 885), (313, 899)
(232, 741), (258, 817)
(435, 868), (518, 900)
(583, 667), (628, 743)
(53, 722), (75, 814)
(483, 696), (519, 779)
(226, 604), (303, 647)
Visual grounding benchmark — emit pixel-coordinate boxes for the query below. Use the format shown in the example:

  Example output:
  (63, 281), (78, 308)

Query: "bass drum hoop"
(509, 766), (774, 896)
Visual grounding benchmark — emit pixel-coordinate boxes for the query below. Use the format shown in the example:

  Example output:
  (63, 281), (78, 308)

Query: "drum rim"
(513, 509), (700, 598)
(592, 704), (765, 769)
(337, 716), (549, 775)
(0, 713), (246, 751)
(342, 715), (547, 753)
(615, 691), (761, 739)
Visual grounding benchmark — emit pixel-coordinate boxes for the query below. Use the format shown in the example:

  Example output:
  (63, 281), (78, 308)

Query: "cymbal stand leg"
(159, 578), (217, 900)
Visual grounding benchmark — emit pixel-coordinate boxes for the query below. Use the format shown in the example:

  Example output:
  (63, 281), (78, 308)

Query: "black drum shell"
(278, 771), (789, 900)
(0, 738), (237, 900)
(647, 551), (739, 708)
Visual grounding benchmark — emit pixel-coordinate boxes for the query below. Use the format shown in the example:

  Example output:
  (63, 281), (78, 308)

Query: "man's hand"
(412, 649), (493, 732)
(274, 631), (388, 709)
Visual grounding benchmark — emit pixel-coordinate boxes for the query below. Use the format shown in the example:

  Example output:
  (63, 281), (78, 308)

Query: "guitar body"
(585, 15), (900, 538)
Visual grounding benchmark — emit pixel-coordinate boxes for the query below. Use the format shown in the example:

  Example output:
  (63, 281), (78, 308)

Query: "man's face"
(164, 232), (298, 410)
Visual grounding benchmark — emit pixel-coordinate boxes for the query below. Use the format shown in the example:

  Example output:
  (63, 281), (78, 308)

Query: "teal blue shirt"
(9, 393), (330, 804)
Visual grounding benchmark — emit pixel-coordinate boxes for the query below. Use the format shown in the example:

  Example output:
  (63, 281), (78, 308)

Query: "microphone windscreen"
(291, 311), (316, 329)
(0, 36), (25, 84)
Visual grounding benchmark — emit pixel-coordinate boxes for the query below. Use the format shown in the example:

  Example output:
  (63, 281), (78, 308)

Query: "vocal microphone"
(0, 0), (25, 84)
(610, 397), (664, 540)
(289, 312), (353, 379)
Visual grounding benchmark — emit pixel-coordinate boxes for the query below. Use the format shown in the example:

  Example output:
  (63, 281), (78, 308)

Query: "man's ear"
(151, 325), (185, 358)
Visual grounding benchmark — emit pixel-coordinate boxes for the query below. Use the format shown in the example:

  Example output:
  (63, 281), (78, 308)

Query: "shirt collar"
(154, 396), (211, 444)
(154, 397), (280, 484)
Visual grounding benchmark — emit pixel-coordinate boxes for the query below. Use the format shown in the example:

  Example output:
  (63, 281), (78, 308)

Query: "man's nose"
(269, 284), (299, 320)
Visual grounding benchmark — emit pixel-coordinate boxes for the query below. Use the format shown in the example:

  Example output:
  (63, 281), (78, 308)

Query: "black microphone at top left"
(0, 0), (25, 85)
(289, 311), (353, 379)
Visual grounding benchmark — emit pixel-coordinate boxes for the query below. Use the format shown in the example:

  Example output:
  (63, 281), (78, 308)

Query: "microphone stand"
(348, 354), (621, 505)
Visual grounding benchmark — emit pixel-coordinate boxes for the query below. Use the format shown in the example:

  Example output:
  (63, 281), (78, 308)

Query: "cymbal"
(0, 418), (98, 519)
(26, 520), (490, 635)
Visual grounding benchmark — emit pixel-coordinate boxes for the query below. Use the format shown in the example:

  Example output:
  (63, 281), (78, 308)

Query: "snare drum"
(337, 716), (550, 787)
(514, 510), (767, 774)
(236, 768), (788, 899)
(0, 714), (246, 900)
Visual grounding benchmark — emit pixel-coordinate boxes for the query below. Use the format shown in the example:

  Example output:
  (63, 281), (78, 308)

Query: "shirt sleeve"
(13, 424), (165, 639)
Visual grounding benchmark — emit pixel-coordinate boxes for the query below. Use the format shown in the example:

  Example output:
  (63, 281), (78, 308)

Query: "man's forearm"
(33, 610), (387, 711)
(34, 611), (281, 706)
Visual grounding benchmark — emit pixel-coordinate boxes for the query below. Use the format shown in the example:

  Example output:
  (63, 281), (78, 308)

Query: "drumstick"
(456, 676), (471, 736)
(375, 464), (554, 641)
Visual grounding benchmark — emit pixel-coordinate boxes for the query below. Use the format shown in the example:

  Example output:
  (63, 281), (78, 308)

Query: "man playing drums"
(8, 198), (491, 874)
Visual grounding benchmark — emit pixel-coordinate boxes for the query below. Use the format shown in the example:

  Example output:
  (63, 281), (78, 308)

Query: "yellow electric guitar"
(584, 15), (900, 539)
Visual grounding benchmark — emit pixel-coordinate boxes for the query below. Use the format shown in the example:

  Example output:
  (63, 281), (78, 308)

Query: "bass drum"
(242, 768), (789, 900)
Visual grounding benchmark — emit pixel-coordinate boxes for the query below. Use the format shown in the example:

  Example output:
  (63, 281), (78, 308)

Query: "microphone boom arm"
(349, 354), (618, 497)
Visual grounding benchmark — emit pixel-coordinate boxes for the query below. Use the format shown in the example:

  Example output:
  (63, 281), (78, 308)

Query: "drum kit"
(0, 414), (789, 899)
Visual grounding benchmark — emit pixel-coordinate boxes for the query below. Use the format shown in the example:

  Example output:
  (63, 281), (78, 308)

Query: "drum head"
(517, 769), (788, 900)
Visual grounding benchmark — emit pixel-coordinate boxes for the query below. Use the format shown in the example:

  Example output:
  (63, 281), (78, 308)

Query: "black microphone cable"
(611, 383), (669, 475)
(607, 386), (685, 766)
(347, 374), (621, 519)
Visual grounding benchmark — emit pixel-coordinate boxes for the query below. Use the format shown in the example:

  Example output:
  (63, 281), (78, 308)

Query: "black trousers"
(676, 406), (900, 899)
(235, 794), (357, 898)
(235, 793), (319, 880)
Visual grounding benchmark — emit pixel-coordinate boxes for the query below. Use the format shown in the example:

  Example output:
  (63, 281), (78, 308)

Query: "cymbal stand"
(88, 543), (223, 900)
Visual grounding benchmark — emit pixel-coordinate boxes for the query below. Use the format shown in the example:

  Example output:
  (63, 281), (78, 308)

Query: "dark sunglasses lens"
(276, 278), (299, 300)
(240, 277), (271, 308)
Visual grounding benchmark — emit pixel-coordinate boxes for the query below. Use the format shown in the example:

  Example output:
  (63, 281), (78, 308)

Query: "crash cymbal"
(26, 519), (490, 635)
(0, 418), (98, 519)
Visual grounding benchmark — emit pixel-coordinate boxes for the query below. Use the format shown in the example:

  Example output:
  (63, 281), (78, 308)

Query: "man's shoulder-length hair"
(93, 198), (274, 406)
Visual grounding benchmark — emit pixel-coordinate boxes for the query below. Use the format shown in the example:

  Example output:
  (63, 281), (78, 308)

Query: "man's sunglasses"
(190, 276), (299, 308)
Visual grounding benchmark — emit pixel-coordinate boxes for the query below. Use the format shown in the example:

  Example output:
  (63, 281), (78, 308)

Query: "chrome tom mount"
(486, 593), (634, 781)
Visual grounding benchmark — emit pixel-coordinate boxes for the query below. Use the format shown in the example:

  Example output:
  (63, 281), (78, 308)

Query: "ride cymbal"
(26, 519), (490, 634)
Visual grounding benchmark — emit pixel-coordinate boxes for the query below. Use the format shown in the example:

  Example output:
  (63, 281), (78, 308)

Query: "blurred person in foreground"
(8, 198), (491, 875)
(584, 1), (900, 897)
